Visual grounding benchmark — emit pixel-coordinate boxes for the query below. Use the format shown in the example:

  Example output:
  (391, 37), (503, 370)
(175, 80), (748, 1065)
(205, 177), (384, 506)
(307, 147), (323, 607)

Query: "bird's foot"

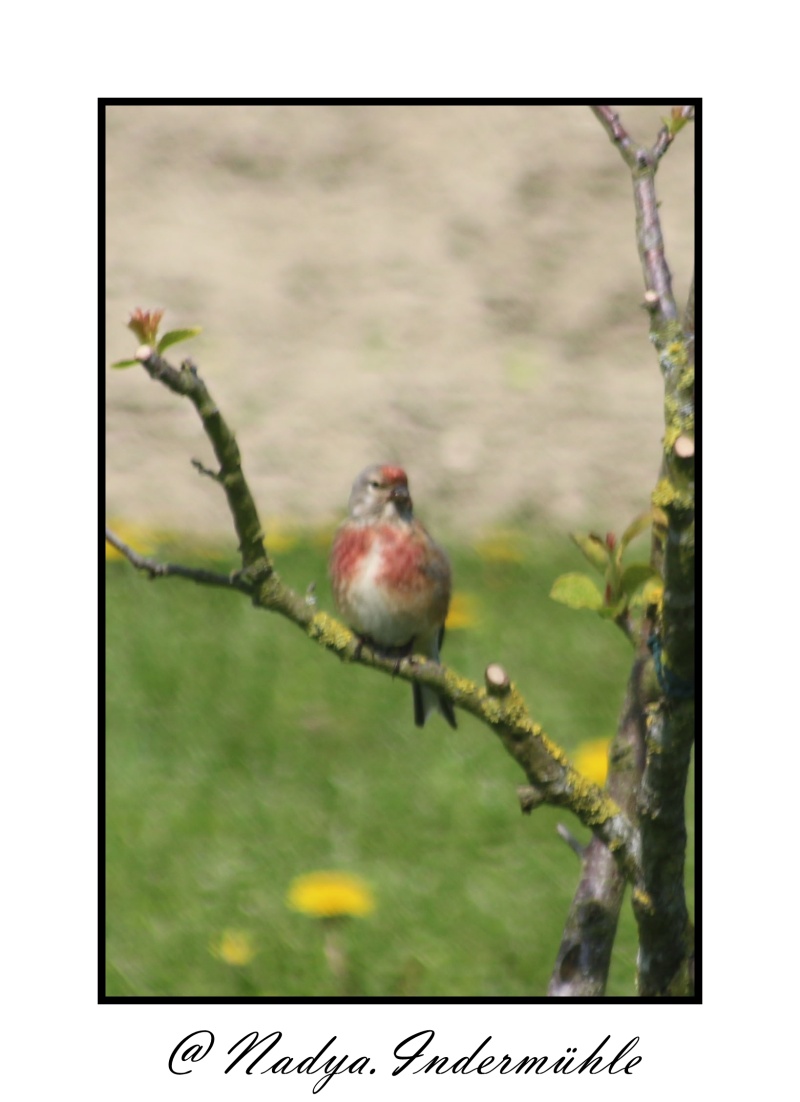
(353, 634), (414, 676)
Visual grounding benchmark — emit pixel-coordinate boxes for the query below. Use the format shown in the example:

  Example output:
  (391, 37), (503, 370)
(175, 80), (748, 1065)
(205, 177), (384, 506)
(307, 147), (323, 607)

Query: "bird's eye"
(368, 479), (381, 489)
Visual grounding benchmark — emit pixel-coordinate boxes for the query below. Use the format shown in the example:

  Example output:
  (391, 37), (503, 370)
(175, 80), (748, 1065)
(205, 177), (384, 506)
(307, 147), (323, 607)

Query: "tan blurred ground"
(105, 104), (694, 541)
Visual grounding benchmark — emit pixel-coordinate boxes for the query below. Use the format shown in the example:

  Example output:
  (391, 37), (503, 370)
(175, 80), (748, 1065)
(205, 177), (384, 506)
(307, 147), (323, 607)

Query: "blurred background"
(106, 104), (693, 538)
(105, 104), (695, 997)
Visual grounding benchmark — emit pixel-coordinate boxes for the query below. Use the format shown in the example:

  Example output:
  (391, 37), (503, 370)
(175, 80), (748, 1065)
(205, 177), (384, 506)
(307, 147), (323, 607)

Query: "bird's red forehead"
(380, 465), (408, 485)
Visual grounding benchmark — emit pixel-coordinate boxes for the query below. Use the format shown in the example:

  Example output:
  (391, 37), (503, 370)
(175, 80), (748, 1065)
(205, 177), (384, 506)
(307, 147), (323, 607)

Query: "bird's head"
(348, 464), (413, 522)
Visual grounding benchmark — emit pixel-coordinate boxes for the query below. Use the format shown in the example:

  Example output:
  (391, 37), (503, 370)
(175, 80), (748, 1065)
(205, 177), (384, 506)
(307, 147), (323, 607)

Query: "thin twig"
(653, 106), (695, 162)
(556, 823), (587, 860)
(191, 457), (224, 483)
(105, 528), (254, 593)
(591, 106), (636, 164)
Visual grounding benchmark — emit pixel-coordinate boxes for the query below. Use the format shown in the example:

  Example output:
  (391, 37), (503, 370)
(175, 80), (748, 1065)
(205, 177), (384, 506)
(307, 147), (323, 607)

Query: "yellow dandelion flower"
(211, 928), (257, 967)
(446, 592), (479, 630)
(310, 522), (339, 552)
(105, 520), (158, 560)
(573, 738), (611, 787)
(474, 530), (526, 564)
(264, 517), (298, 553)
(287, 871), (375, 918)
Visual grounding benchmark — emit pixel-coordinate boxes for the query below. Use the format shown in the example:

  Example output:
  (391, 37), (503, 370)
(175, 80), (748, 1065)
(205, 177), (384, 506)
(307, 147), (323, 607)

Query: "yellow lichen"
(444, 670), (475, 702)
(307, 611), (352, 652)
(568, 768), (621, 825)
(664, 340), (688, 367)
(539, 731), (570, 765)
(652, 479), (678, 508)
(481, 696), (504, 724)
(633, 887), (654, 913)
(679, 364), (695, 391)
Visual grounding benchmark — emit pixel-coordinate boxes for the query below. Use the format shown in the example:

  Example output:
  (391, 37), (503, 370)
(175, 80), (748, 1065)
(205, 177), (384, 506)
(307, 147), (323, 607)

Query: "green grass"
(105, 534), (694, 998)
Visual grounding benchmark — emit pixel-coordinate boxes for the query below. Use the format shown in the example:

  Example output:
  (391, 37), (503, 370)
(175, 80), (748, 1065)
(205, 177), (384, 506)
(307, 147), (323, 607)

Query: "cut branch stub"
(673, 435), (695, 459)
(485, 663), (511, 696)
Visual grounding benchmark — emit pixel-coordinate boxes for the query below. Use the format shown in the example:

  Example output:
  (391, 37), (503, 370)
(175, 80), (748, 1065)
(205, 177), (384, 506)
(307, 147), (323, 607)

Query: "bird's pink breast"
(330, 524), (375, 585)
(373, 525), (427, 591)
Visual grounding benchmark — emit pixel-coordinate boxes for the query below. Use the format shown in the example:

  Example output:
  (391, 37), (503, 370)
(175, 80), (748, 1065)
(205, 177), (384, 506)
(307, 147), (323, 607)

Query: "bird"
(329, 464), (457, 728)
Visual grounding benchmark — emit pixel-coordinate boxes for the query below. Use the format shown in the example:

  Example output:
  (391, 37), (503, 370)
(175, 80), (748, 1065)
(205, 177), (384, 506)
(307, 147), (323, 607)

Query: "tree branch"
(591, 106), (636, 163)
(133, 346), (269, 569)
(109, 346), (643, 883)
(593, 105), (696, 996)
(593, 105), (695, 325)
(548, 639), (653, 996)
(684, 270), (695, 344)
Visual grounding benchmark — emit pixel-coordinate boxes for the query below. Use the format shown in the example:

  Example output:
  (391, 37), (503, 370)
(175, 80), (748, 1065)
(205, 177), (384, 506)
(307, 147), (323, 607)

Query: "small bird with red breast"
(329, 464), (457, 728)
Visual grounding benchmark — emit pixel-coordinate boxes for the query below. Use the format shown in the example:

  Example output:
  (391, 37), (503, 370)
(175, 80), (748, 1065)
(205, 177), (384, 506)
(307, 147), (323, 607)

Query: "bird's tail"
(412, 626), (457, 729)
(413, 682), (457, 729)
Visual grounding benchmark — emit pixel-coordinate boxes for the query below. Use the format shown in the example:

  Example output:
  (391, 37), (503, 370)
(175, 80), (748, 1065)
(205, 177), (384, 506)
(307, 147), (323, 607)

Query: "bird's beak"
(389, 485), (411, 506)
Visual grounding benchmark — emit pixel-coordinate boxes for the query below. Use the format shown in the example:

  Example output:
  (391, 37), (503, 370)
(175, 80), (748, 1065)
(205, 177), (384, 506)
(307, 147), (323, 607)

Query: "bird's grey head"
(348, 464), (413, 521)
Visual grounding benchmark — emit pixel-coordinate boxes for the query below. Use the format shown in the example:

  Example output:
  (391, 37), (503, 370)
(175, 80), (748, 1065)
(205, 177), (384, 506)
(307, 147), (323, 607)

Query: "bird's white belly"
(346, 543), (422, 645)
